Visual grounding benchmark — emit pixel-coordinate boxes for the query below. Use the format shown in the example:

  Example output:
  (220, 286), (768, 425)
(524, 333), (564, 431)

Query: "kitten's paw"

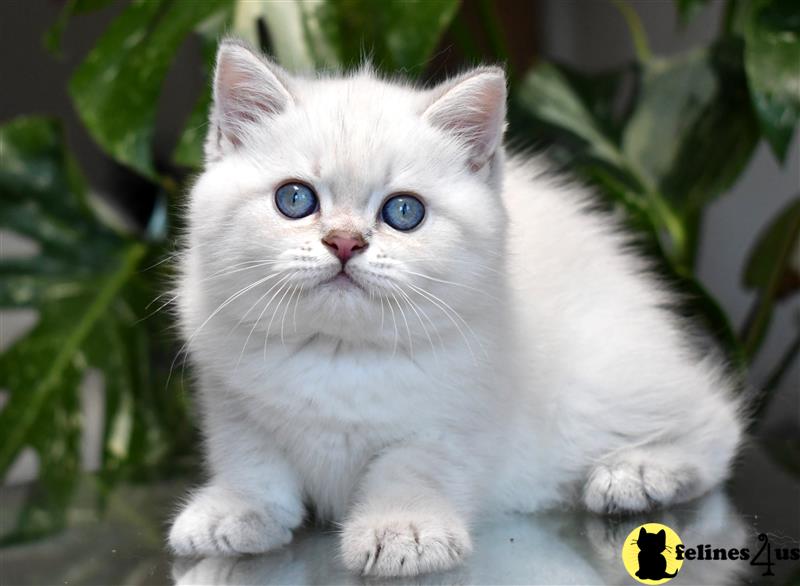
(169, 486), (299, 556)
(583, 460), (699, 514)
(340, 511), (471, 577)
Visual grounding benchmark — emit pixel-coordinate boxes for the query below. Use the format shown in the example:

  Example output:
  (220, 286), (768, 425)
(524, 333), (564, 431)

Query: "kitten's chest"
(256, 381), (408, 520)
(242, 341), (471, 518)
(241, 337), (451, 426)
(273, 413), (382, 519)
(223, 336), (487, 518)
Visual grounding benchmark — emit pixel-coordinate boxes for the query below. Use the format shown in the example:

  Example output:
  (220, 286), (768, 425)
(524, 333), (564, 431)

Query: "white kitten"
(168, 39), (743, 577)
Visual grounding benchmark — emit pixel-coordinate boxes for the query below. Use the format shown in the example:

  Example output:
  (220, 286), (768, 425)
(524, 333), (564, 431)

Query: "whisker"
(385, 291), (399, 357)
(145, 289), (176, 311)
(409, 282), (487, 356)
(168, 271), (280, 388)
(379, 294), (386, 332)
(405, 282), (483, 362)
(393, 283), (440, 361)
(390, 289), (413, 358)
(229, 273), (283, 330)
(400, 269), (502, 301)
(146, 257), (281, 317)
(400, 256), (505, 275)
(137, 293), (179, 324)
(264, 276), (297, 359)
(280, 283), (301, 345)
(140, 250), (182, 273)
(199, 259), (285, 284)
(144, 261), (286, 325)
(235, 273), (293, 368)
(292, 283), (304, 333)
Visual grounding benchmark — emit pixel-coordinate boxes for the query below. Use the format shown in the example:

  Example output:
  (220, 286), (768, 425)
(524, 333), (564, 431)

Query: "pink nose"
(322, 231), (368, 263)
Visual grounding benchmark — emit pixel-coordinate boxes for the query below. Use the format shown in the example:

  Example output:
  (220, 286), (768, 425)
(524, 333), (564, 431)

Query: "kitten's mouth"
(321, 270), (364, 291)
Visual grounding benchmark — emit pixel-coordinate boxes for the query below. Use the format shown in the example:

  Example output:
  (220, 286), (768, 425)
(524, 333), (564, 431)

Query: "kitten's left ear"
(207, 39), (293, 157)
(422, 67), (507, 171)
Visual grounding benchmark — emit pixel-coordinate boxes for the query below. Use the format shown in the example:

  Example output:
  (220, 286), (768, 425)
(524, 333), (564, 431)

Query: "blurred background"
(0, 0), (797, 553)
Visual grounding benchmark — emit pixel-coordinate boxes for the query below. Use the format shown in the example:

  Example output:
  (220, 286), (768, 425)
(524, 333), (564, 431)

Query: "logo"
(622, 523), (800, 583)
(621, 523), (684, 584)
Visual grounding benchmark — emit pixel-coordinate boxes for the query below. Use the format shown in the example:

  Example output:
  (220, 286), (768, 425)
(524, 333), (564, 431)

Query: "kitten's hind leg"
(582, 447), (707, 514)
(581, 380), (741, 515)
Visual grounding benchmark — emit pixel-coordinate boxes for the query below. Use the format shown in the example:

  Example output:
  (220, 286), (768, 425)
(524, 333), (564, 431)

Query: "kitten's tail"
(664, 571), (678, 578)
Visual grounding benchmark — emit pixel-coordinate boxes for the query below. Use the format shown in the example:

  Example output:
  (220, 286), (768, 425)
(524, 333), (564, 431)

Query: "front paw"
(583, 460), (699, 514)
(169, 486), (298, 556)
(340, 511), (471, 577)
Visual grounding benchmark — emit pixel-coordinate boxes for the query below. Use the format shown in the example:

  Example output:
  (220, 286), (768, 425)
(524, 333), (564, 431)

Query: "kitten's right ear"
(207, 39), (293, 157)
(422, 66), (507, 171)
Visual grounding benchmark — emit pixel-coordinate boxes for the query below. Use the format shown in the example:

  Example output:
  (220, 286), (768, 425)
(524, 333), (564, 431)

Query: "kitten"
(168, 39), (743, 577)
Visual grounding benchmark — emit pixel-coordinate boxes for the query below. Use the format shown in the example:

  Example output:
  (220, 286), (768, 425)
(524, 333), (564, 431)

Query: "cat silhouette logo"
(621, 523), (684, 584)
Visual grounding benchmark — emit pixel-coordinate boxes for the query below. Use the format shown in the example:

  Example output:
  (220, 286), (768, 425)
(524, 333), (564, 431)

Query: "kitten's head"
(187, 39), (508, 348)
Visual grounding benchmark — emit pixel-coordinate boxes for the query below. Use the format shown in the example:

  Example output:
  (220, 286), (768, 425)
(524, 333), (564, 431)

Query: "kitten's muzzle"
(322, 231), (368, 264)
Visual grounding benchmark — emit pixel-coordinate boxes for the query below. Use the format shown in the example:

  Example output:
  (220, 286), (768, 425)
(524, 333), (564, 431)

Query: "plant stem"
(682, 208), (704, 273)
(751, 325), (800, 426)
(611, 0), (653, 63)
(740, 207), (800, 360)
(722, 0), (740, 36)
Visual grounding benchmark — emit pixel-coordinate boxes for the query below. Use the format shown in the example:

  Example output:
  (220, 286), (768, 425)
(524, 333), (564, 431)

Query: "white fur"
(168, 40), (743, 577)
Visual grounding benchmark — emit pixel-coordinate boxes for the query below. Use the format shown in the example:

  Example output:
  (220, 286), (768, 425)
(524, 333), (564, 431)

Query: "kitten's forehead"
(280, 74), (437, 203)
(299, 73), (421, 120)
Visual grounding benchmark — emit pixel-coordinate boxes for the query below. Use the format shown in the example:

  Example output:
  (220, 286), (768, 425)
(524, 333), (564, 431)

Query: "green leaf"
(674, 0), (711, 24)
(514, 63), (629, 169)
(557, 63), (639, 145)
(248, 0), (460, 73)
(611, 0), (652, 62)
(44, 0), (115, 55)
(6, 368), (83, 543)
(307, 0), (460, 72)
(514, 62), (693, 267)
(518, 44), (759, 270)
(171, 74), (212, 169)
(69, 0), (230, 179)
(623, 42), (760, 214)
(744, 197), (800, 293)
(0, 117), (149, 537)
(172, 3), (235, 169)
(665, 41), (760, 212)
(741, 0), (800, 162)
(741, 197), (800, 358)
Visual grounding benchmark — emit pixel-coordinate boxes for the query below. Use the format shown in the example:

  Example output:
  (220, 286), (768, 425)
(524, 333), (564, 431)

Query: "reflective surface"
(1, 444), (798, 585)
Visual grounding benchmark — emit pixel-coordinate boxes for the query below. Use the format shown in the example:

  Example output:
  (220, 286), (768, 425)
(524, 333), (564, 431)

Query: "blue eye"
(275, 182), (318, 219)
(381, 194), (425, 231)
